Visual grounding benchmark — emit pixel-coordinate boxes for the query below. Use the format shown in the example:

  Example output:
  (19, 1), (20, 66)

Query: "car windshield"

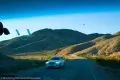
(50, 57), (60, 60)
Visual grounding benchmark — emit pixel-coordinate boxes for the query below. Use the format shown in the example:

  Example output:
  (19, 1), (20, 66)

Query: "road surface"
(7, 57), (119, 80)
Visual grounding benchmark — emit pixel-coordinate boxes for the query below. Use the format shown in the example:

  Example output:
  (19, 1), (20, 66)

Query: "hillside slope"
(0, 29), (105, 54)
(0, 52), (13, 60)
(58, 33), (120, 55)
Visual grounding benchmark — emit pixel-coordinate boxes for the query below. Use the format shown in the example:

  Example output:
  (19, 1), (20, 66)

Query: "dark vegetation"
(0, 59), (46, 76)
(80, 54), (120, 69)
(96, 59), (120, 69)
(0, 52), (13, 60)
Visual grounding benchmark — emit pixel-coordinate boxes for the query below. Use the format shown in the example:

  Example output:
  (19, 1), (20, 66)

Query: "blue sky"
(0, 0), (120, 41)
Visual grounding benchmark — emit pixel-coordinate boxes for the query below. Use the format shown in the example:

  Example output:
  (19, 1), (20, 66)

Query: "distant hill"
(0, 28), (106, 54)
(58, 32), (120, 55)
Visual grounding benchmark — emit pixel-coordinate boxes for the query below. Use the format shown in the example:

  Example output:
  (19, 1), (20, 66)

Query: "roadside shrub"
(80, 54), (120, 69)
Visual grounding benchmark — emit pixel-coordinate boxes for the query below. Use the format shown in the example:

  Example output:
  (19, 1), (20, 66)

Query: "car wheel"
(58, 63), (61, 68)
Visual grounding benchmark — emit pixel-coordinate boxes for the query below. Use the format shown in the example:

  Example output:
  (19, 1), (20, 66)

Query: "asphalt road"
(7, 57), (119, 80)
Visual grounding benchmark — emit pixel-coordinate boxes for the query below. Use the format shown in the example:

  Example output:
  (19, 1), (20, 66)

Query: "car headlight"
(46, 62), (49, 64)
(56, 62), (60, 64)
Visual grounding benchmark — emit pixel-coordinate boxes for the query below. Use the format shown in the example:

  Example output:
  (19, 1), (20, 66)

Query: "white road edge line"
(90, 68), (97, 80)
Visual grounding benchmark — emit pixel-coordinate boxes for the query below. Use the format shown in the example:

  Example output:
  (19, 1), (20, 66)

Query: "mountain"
(58, 32), (120, 55)
(0, 28), (106, 54)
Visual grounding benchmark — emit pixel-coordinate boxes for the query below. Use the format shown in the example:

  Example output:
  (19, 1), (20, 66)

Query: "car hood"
(47, 60), (61, 63)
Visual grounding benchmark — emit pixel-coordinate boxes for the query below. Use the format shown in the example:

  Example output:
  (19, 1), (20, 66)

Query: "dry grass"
(10, 55), (52, 60)
(74, 35), (120, 55)
(57, 34), (120, 56)
(58, 41), (95, 55)
(9, 54), (69, 61)
(80, 52), (120, 60)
